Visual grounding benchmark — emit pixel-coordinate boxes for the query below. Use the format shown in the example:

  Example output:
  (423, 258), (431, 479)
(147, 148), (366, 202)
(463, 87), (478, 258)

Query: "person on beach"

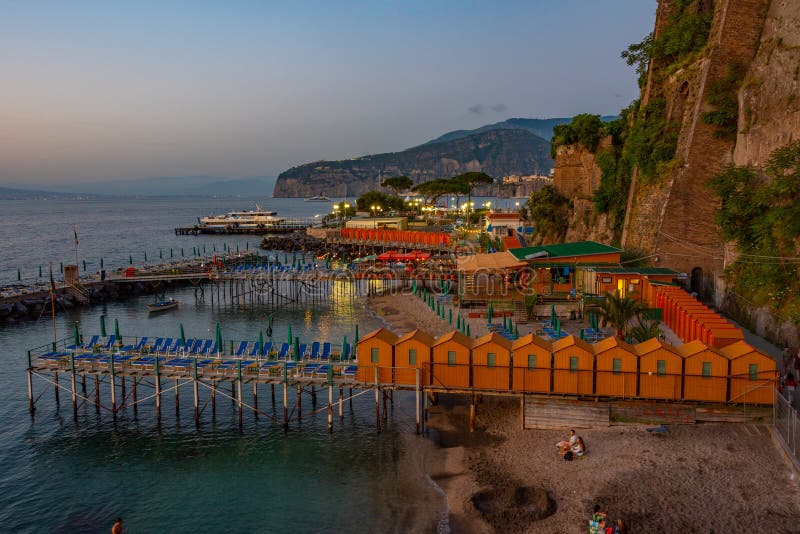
(589, 505), (607, 534)
(111, 517), (123, 534)
(785, 373), (797, 407)
(572, 436), (586, 457)
(556, 429), (577, 454)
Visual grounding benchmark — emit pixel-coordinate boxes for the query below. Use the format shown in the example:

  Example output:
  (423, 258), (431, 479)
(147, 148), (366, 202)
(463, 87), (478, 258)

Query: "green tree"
(356, 190), (404, 211)
(596, 291), (645, 339)
(550, 114), (604, 158)
(527, 185), (570, 242)
(381, 175), (413, 197)
(451, 172), (494, 227)
(621, 33), (653, 89)
(629, 316), (662, 343)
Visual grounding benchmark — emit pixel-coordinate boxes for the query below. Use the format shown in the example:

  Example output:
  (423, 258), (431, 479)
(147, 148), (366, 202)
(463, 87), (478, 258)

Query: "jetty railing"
(773, 391), (800, 470)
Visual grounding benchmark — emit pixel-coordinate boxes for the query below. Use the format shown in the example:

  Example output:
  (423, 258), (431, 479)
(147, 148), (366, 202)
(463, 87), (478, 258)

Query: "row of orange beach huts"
(339, 228), (452, 247)
(357, 329), (777, 405)
(655, 286), (744, 348)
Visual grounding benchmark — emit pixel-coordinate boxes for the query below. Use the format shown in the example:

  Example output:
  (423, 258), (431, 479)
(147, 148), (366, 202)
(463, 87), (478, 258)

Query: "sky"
(0, 0), (656, 186)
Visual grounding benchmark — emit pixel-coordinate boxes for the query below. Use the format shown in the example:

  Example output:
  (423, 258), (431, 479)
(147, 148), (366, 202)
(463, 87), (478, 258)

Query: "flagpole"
(49, 261), (57, 343)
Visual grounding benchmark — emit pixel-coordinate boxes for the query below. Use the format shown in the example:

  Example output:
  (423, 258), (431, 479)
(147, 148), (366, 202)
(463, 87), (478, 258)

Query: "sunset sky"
(0, 1), (656, 186)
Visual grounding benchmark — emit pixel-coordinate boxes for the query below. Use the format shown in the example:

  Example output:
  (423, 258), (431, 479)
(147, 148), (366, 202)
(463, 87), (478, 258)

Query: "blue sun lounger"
(343, 365), (357, 377)
(297, 344), (307, 359)
(320, 343), (331, 361)
(38, 351), (70, 362)
(120, 337), (148, 352)
(314, 364), (330, 377)
(301, 363), (319, 376)
(198, 339), (213, 355)
(101, 335), (116, 350)
(261, 342), (273, 356)
(277, 343), (290, 360)
(166, 338), (182, 353)
(67, 335), (100, 351)
(235, 341), (249, 357)
(248, 342), (261, 357)
(310, 342), (321, 359)
(150, 338), (165, 352)
(190, 340), (205, 355)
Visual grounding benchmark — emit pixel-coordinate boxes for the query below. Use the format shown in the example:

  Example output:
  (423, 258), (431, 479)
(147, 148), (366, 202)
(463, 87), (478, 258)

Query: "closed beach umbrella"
(73, 323), (80, 347)
(129, 255), (133, 265)
(488, 303), (493, 323)
(294, 336), (300, 362)
(556, 319), (561, 337)
(180, 323), (186, 346)
(100, 315), (107, 337)
(259, 331), (264, 355)
(159, 249), (163, 259)
(17, 268), (20, 281)
(100, 258), (104, 269)
(215, 323), (223, 354)
(355, 324), (359, 345)
(466, 324), (471, 337)
(39, 265), (42, 277)
(342, 335), (348, 361)
(170, 248), (174, 258)
(551, 304), (556, 326)
(144, 251), (147, 262)
(514, 325), (519, 338)
(114, 318), (120, 343)
(288, 325), (292, 346)
(448, 308), (452, 325)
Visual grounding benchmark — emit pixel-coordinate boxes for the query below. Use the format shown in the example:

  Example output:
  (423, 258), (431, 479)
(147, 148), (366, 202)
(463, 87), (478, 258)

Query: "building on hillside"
(579, 266), (681, 301)
(485, 212), (523, 238)
(345, 216), (408, 230)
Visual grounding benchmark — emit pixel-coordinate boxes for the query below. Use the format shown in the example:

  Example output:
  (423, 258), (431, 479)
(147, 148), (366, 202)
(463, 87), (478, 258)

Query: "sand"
(365, 292), (800, 533)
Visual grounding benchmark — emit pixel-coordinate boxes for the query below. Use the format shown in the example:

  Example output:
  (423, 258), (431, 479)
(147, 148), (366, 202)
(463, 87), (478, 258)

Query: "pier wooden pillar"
(311, 385), (317, 406)
(120, 376), (126, 406)
(237, 361), (243, 430)
(211, 380), (216, 417)
(374, 367), (381, 433)
(132, 378), (138, 416)
(283, 382), (289, 432)
(81, 373), (86, 397)
(339, 388), (344, 419)
(328, 383), (333, 432)
(175, 378), (180, 417)
(469, 395), (476, 433)
(94, 375), (100, 412)
(193, 379), (199, 426)
(231, 381), (236, 402)
(53, 372), (60, 405)
(415, 368), (420, 435)
(271, 383), (275, 405)
(382, 390), (388, 422)
(297, 385), (302, 420)
(109, 355), (116, 418)
(155, 357), (161, 421)
(26, 351), (35, 415)
(70, 354), (77, 421)
(349, 388), (353, 409)
(253, 382), (258, 419)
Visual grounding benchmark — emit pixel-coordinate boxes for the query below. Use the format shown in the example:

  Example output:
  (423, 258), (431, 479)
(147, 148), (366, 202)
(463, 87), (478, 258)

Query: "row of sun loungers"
(226, 264), (317, 274)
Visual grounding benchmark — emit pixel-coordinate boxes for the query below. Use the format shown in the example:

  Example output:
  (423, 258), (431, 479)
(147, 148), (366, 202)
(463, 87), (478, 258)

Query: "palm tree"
(596, 290), (644, 339)
(630, 316), (662, 343)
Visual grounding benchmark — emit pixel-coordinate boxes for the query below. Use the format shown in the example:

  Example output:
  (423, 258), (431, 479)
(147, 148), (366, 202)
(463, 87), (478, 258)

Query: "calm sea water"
(0, 197), (443, 533)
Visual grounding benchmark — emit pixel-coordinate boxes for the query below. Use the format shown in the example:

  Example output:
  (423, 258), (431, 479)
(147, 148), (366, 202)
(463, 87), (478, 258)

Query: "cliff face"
(273, 129), (552, 197)
(551, 138), (615, 244)
(622, 0), (771, 284)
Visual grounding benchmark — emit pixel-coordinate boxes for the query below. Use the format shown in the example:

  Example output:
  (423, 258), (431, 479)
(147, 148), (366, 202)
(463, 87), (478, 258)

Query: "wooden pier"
(175, 219), (317, 235)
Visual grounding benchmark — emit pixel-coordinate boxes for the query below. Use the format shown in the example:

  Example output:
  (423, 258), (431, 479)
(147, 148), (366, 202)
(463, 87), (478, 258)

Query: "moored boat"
(147, 298), (179, 313)
(304, 195), (331, 202)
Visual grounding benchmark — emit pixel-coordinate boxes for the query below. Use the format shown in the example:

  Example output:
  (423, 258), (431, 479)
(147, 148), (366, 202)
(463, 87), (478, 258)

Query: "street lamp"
(370, 204), (382, 228)
(343, 202), (351, 222)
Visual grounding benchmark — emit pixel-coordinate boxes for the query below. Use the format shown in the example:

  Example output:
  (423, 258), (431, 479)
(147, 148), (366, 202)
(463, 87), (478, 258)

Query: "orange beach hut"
(594, 337), (638, 397)
(393, 329), (435, 386)
(679, 340), (729, 402)
(511, 334), (552, 393)
(551, 335), (594, 395)
(432, 330), (473, 389)
(356, 328), (398, 383)
(635, 338), (683, 400)
(471, 333), (512, 390)
(721, 341), (777, 405)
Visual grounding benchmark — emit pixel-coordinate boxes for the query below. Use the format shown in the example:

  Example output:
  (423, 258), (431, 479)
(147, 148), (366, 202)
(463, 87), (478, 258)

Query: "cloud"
(469, 104), (507, 115)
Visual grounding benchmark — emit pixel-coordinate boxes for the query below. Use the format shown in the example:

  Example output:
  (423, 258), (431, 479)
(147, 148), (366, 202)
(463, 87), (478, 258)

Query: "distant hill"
(423, 116), (619, 145)
(36, 176), (277, 197)
(0, 186), (92, 200)
(274, 128), (551, 198)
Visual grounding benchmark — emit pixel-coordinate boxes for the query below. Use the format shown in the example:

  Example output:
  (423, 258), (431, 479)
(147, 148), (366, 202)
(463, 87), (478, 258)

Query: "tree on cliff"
(381, 176), (413, 197)
(527, 185), (570, 242)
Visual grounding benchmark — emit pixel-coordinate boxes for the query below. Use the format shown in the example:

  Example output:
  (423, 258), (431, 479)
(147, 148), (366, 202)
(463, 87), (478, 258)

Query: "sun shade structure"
(455, 252), (527, 272)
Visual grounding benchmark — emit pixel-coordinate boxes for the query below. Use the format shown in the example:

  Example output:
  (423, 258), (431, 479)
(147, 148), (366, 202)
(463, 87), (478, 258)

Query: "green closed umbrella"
(288, 325), (292, 346)
(488, 303), (493, 324)
(170, 248), (174, 258)
(259, 331), (264, 356)
(100, 315), (107, 337)
(144, 251), (147, 262)
(343, 335), (348, 361)
(215, 323), (223, 355)
(39, 265), (42, 277)
(114, 318), (120, 344)
(17, 268), (20, 281)
(180, 323), (186, 346)
(448, 308), (452, 325)
(129, 255), (133, 265)
(100, 258), (104, 269)
(556, 319), (561, 337)
(514, 325), (519, 338)
(159, 249), (163, 259)
(551, 304), (556, 326)
(466, 324), (471, 336)
(73, 323), (80, 347)
(355, 324), (359, 345)
(294, 336), (300, 362)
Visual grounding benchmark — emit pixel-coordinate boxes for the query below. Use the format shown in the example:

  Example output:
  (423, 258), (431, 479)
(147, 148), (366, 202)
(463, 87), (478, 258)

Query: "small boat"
(304, 195), (331, 202)
(147, 298), (179, 313)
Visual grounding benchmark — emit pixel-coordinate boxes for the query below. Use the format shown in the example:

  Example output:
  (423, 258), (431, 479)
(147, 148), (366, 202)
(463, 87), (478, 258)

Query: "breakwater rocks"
(259, 231), (339, 255)
(0, 281), (182, 323)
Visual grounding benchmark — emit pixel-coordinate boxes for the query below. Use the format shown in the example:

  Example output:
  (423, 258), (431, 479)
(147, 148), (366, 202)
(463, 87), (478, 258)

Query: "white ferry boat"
(198, 206), (285, 229)
(304, 195), (331, 202)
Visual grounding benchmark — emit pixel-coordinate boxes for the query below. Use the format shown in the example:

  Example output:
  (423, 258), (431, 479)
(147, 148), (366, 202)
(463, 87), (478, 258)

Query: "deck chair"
(320, 343), (331, 361)
(343, 365), (357, 377)
(310, 342), (321, 359)
(277, 343), (290, 360)
(301, 363), (319, 376)
(341, 342), (351, 361)
(234, 341), (249, 357)
(101, 335), (116, 350)
(198, 339), (213, 355)
(150, 337), (166, 352)
(297, 343), (307, 359)
(261, 342), (273, 357)
(248, 342), (262, 357)
(314, 364), (330, 377)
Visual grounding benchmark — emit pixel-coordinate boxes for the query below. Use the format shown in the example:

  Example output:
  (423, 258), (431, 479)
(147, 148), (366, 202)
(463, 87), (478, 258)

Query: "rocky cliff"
(273, 129), (552, 197)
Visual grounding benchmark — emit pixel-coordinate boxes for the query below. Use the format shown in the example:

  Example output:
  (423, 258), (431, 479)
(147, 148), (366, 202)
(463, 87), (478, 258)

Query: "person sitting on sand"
(572, 436), (586, 457)
(111, 517), (123, 534)
(556, 429), (577, 454)
(589, 505), (606, 534)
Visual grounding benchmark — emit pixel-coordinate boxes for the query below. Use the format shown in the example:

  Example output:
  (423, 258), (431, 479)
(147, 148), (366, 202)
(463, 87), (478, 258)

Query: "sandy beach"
(366, 292), (800, 532)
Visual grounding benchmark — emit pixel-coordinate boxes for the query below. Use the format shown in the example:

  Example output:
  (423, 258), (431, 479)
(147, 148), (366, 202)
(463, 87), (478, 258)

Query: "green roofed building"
(509, 241), (622, 265)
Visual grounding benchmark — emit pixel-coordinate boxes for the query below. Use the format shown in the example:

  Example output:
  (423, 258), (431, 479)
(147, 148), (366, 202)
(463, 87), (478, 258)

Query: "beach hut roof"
(511, 333), (552, 351)
(593, 336), (635, 355)
(552, 335), (594, 353)
(433, 330), (474, 348)
(473, 332), (513, 350)
(633, 337), (682, 357)
(719, 340), (759, 360)
(455, 252), (526, 272)
(396, 329), (436, 347)
(358, 328), (399, 345)
(509, 240), (621, 261)
(678, 339), (725, 358)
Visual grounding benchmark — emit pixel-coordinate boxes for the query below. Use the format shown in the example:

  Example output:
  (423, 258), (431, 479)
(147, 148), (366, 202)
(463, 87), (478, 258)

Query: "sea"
(0, 196), (457, 533)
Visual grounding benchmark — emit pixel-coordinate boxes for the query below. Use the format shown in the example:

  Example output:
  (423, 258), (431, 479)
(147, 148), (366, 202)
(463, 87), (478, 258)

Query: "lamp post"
(370, 205), (381, 228)
(343, 202), (351, 223)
